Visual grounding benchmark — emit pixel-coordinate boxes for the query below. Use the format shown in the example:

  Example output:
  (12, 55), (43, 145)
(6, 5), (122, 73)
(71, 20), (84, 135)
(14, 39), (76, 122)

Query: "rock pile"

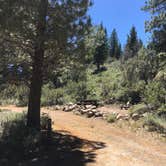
(62, 103), (108, 118)
(51, 102), (132, 121)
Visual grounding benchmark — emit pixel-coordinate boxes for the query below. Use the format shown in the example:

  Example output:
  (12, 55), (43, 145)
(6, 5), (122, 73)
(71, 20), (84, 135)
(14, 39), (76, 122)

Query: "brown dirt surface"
(0, 105), (166, 166)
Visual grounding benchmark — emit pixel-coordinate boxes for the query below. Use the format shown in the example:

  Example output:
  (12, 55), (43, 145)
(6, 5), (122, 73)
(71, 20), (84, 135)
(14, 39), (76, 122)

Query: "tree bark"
(27, 50), (44, 129)
(97, 63), (100, 71)
(27, 0), (48, 129)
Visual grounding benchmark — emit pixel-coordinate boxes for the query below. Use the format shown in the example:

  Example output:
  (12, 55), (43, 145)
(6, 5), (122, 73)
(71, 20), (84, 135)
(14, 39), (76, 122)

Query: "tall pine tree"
(94, 24), (109, 70)
(109, 29), (121, 59)
(124, 26), (142, 59)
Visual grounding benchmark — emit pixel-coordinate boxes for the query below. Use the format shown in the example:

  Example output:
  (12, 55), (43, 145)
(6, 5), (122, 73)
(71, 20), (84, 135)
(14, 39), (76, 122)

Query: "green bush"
(144, 81), (166, 109)
(107, 113), (117, 123)
(41, 84), (65, 106)
(129, 103), (149, 116)
(0, 84), (29, 106)
(65, 80), (89, 102)
(15, 85), (29, 106)
(0, 111), (52, 161)
(114, 88), (141, 104)
(143, 114), (166, 134)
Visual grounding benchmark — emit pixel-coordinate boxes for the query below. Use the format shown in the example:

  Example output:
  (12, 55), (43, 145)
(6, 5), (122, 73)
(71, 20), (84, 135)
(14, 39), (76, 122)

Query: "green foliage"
(109, 28), (121, 59)
(124, 26), (142, 59)
(143, 113), (166, 134)
(93, 24), (109, 70)
(114, 88), (141, 104)
(41, 84), (65, 106)
(144, 81), (166, 109)
(0, 111), (52, 162)
(86, 61), (123, 102)
(129, 104), (149, 116)
(107, 113), (117, 123)
(0, 84), (29, 106)
(122, 48), (158, 85)
(65, 80), (88, 102)
(142, 0), (166, 52)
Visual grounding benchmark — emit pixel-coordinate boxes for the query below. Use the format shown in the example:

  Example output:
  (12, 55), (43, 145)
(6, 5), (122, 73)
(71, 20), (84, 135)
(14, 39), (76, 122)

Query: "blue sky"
(89, 0), (150, 46)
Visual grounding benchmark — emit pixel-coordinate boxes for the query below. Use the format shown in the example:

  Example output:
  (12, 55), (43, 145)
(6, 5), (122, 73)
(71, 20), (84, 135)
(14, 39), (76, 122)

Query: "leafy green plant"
(129, 104), (149, 116)
(107, 113), (117, 123)
(143, 114), (166, 134)
(41, 84), (65, 106)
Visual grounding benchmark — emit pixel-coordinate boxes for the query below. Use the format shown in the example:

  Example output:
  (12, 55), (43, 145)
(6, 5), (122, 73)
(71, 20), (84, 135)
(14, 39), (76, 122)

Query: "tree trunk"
(27, 51), (44, 129)
(97, 63), (100, 71)
(27, 0), (48, 129)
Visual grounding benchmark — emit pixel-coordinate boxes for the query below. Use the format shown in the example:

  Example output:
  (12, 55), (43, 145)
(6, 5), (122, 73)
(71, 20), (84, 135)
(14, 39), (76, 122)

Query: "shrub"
(41, 84), (65, 106)
(0, 111), (52, 162)
(144, 81), (166, 108)
(65, 80), (89, 102)
(129, 103), (149, 116)
(114, 88), (141, 104)
(107, 113), (117, 123)
(143, 114), (166, 134)
(0, 84), (29, 106)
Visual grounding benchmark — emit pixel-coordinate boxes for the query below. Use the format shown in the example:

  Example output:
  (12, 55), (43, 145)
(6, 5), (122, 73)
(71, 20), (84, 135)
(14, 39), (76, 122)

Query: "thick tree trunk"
(97, 63), (100, 71)
(27, 0), (48, 129)
(27, 50), (44, 129)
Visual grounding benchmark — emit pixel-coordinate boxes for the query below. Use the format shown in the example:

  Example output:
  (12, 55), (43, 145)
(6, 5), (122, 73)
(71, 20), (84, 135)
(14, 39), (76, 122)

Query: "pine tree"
(109, 29), (121, 59)
(94, 24), (109, 70)
(0, 0), (91, 129)
(124, 26), (140, 59)
(142, 0), (166, 52)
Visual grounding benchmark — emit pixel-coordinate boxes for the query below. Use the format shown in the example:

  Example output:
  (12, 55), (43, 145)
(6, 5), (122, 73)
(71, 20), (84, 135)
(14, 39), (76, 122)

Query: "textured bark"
(27, 0), (48, 129)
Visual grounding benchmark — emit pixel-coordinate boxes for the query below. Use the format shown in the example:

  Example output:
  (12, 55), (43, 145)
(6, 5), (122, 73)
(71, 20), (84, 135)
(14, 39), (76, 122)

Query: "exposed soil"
(0, 105), (166, 166)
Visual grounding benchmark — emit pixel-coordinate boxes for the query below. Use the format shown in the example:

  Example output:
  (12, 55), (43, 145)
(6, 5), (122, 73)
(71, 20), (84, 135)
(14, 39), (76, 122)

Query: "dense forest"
(0, 0), (165, 165)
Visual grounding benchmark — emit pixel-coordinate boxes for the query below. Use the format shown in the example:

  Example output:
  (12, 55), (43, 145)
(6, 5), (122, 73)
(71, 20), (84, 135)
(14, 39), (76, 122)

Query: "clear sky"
(89, 0), (150, 46)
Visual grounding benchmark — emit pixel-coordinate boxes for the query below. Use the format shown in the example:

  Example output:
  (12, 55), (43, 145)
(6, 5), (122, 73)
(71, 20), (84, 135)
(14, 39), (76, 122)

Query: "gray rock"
(94, 112), (103, 117)
(116, 114), (129, 120)
(86, 111), (94, 118)
(85, 105), (97, 109)
(132, 113), (140, 121)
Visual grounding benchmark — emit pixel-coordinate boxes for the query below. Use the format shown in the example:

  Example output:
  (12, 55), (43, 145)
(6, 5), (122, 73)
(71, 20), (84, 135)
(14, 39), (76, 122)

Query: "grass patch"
(129, 103), (149, 116)
(143, 114), (166, 134)
(107, 113), (117, 123)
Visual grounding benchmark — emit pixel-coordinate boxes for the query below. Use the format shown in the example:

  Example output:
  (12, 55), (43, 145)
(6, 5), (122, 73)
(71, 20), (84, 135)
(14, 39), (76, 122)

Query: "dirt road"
(1, 105), (166, 166)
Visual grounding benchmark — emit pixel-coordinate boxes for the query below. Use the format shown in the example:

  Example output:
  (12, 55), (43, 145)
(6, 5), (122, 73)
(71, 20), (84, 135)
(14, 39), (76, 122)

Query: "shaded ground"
(0, 105), (166, 166)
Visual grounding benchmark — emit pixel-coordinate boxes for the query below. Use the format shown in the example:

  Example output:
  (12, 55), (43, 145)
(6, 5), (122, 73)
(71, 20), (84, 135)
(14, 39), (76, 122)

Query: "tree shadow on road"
(0, 129), (106, 166)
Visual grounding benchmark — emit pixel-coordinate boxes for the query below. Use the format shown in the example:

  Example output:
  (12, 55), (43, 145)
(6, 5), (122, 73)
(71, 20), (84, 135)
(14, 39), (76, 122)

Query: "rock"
(91, 109), (98, 113)
(116, 114), (129, 120)
(81, 109), (89, 114)
(63, 104), (77, 112)
(73, 110), (81, 115)
(102, 113), (109, 120)
(85, 105), (97, 109)
(31, 158), (38, 162)
(132, 113), (140, 121)
(86, 111), (94, 118)
(54, 105), (61, 110)
(142, 112), (149, 117)
(68, 102), (74, 106)
(94, 112), (103, 117)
